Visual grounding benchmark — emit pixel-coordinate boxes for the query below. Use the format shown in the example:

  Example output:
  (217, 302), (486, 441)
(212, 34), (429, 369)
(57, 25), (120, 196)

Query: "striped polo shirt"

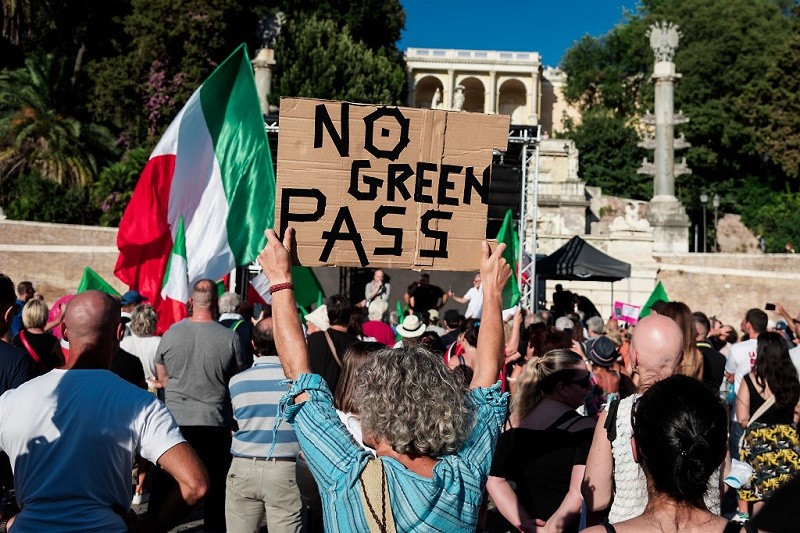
(229, 355), (299, 459)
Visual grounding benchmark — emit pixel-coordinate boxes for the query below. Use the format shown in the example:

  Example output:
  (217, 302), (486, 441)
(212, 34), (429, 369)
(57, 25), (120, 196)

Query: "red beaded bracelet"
(268, 282), (294, 294)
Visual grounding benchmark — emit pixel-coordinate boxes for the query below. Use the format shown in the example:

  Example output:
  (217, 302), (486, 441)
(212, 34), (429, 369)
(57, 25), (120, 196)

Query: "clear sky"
(399, 0), (640, 67)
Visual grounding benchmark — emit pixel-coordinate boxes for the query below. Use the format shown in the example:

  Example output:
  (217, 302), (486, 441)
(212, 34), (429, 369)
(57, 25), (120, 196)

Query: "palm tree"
(0, 54), (117, 189)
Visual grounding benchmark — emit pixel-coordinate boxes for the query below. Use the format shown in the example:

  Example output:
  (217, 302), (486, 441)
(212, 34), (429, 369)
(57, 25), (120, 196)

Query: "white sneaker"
(131, 492), (149, 505)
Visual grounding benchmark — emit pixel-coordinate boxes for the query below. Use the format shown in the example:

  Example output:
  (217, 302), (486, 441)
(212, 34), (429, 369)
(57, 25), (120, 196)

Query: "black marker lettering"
(320, 207), (369, 267)
(419, 210), (453, 258)
(279, 188), (326, 237)
(314, 103), (349, 157)
(373, 205), (405, 256)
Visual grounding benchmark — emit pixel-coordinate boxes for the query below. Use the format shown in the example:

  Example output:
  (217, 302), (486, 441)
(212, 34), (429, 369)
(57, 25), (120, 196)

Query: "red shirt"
(362, 320), (397, 346)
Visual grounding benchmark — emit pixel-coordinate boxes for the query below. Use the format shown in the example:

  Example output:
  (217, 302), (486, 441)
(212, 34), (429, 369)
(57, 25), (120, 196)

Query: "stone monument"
(252, 12), (284, 115)
(638, 21), (690, 253)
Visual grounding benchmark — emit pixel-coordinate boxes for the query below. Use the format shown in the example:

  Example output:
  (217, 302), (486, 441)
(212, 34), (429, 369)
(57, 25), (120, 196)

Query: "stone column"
(251, 48), (275, 116)
(640, 22), (690, 254)
(653, 61), (677, 198)
(445, 69), (455, 109)
(487, 71), (497, 114)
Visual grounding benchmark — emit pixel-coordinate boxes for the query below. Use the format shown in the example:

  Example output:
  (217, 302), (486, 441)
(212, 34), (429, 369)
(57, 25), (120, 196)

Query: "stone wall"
(0, 220), (124, 300)
(4, 219), (798, 330)
(655, 253), (800, 327)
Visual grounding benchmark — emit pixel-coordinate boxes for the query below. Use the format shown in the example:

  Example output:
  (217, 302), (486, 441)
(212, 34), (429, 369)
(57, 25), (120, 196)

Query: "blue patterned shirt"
(278, 373), (508, 532)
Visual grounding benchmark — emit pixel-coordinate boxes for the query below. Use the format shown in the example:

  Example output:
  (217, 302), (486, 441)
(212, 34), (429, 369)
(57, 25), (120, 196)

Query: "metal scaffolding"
(510, 125), (542, 312)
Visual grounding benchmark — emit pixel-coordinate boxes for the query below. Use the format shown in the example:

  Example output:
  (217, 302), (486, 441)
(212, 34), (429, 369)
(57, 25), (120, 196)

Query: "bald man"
(581, 315), (722, 522)
(0, 290), (208, 532)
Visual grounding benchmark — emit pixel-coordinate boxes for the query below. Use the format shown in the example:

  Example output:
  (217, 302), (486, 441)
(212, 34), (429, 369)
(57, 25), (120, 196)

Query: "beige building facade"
(404, 47), (577, 136)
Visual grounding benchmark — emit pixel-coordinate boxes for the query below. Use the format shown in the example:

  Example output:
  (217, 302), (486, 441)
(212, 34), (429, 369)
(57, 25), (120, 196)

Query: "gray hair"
(218, 291), (240, 314)
(555, 316), (574, 332)
(353, 346), (472, 457)
(130, 304), (157, 337)
(586, 316), (605, 335)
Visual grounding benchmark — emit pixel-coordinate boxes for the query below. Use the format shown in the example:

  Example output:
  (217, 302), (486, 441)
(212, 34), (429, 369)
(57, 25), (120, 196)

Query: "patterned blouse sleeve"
(277, 373), (371, 488)
(458, 382), (509, 480)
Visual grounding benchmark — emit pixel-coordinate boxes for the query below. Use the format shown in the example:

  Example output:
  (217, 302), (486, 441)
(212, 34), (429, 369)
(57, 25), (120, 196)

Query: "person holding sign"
(258, 227), (510, 532)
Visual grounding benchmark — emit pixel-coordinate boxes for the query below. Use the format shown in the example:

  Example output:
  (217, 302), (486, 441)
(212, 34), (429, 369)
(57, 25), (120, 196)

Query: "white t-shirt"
(120, 334), (161, 385)
(725, 338), (759, 394)
(789, 346), (800, 379)
(463, 286), (483, 319)
(0, 369), (184, 532)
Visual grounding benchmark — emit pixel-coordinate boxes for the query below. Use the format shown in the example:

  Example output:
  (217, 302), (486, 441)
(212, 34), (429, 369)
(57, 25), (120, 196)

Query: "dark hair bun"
(634, 375), (728, 506)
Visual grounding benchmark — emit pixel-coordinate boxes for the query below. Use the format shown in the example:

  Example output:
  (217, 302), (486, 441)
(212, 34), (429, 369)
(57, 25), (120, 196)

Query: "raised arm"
(257, 228), (311, 381)
(470, 241), (511, 390)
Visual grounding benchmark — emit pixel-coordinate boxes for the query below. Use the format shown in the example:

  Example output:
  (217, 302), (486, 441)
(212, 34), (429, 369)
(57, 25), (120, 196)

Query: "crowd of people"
(0, 232), (798, 532)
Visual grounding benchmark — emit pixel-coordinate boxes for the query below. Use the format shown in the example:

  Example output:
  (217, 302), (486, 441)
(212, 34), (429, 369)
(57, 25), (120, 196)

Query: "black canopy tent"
(535, 236), (631, 307)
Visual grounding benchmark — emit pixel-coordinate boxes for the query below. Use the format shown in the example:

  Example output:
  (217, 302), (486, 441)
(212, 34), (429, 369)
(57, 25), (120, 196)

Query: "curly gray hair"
(353, 346), (472, 457)
(218, 291), (240, 314)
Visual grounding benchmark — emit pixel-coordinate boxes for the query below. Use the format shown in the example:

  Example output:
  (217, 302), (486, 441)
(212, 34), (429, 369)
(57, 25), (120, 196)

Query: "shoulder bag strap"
(19, 331), (45, 370)
(747, 393), (776, 428)
(604, 396), (621, 443)
(323, 330), (342, 367)
(738, 392), (776, 450)
(359, 459), (397, 533)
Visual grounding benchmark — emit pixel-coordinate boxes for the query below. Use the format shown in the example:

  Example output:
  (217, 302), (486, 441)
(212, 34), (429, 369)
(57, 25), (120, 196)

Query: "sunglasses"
(565, 372), (592, 389)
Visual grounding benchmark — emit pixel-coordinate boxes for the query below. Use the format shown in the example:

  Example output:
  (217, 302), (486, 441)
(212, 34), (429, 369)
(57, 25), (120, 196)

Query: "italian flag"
(115, 44), (274, 332)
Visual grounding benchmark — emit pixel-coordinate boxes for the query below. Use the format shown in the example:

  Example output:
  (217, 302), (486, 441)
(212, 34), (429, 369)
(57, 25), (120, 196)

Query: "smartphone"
(765, 303), (776, 311)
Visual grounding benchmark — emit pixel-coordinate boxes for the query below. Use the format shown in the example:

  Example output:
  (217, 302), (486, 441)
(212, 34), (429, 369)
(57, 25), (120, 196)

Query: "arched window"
(459, 77), (485, 113)
(414, 76), (445, 109)
(498, 79), (527, 124)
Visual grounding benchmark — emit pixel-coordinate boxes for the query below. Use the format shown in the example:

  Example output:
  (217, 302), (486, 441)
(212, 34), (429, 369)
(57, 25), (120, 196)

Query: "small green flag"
(77, 267), (121, 296)
(496, 209), (520, 309)
(396, 300), (404, 320)
(292, 266), (325, 308)
(639, 281), (669, 319)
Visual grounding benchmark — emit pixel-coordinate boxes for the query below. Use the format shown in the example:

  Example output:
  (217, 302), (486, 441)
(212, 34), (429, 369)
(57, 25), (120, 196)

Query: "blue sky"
(399, 0), (640, 67)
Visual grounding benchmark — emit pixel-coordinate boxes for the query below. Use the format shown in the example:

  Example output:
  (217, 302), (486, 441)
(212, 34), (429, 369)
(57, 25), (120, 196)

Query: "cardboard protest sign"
(275, 97), (509, 270)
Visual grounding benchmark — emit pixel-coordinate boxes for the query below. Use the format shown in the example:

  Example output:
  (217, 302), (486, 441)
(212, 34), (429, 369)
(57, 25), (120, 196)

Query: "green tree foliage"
(0, 55), (117, 194)
(272, 15), (406, 105)
(277, 0), (405, 52)
(6, 172), (99, 224)
(561, 0), (798, 243)
(89, 0), (261, 144)
(562, 110), (649, 199)
(741, 190), (800, 252)
(743, 32), (800, 179)
(90, 146), (151, 226)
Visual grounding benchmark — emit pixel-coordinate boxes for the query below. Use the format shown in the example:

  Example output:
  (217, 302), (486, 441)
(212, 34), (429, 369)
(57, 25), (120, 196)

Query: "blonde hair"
(660, 302), (703, 381)
(130, 304), (157, 337)
(511, 348), (584, 423)
(22, 299), (48, 329)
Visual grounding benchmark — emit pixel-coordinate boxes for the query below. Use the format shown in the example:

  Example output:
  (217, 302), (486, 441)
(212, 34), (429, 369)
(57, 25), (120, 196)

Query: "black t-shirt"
(411, 284), (444, 315)
(220, 317), (254, 369)
(307, 329), (358, 393)
(13, 331), (64, 374)
(0, 341), (37, 393)
(490, 411), (594, 531)
(698, 342), (726, 391)
(110, 347), (147, 389)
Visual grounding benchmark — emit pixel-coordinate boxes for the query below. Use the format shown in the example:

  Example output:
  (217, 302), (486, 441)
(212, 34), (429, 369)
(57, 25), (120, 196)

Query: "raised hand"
(258, 228), (294, 285)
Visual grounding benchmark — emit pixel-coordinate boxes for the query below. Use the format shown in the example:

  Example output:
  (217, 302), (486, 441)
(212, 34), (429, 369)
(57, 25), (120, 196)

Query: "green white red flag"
(115, 44), (275, 332)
